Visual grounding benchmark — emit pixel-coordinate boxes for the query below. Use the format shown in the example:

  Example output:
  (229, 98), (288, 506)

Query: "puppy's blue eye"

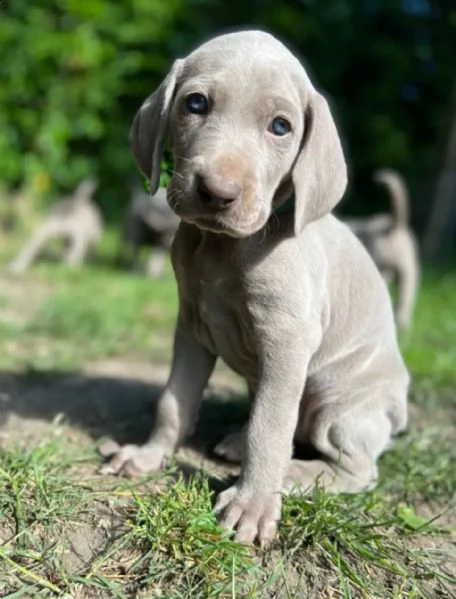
(269, 117), (291, 136)
(186, 93), (209, 115)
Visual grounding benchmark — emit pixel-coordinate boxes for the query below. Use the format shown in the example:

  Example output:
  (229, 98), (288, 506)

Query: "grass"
(0, 224), (455, 597)
(402, 270), (456, 391)
(0, 441), (259, 598)
(0, 436), (453, 597)
(0, 262), (178, 370)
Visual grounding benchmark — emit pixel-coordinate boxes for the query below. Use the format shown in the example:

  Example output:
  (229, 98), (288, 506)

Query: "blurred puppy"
(343, 169), (420, 331)
(122, 183), (179, 278)
(8, 178), (102, 273)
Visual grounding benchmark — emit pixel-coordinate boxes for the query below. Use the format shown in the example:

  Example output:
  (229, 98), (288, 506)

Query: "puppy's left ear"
(129, 59), (184, 195)
(291, 91), (347, 234)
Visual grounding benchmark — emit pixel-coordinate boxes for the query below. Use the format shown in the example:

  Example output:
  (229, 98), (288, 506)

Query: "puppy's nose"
(196, 175), (241, 210)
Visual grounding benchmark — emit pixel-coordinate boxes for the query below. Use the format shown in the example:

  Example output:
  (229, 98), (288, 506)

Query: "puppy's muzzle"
(196, 173), (242, 211)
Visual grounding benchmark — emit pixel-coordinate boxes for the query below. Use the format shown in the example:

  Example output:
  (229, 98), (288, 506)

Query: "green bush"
(0, 0), (183, 214)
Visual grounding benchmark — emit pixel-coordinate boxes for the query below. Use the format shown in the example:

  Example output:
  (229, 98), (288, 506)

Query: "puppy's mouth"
(182, 211), (266, 238)
(169, 188), (268, 238)
(190, 215), (264, 238)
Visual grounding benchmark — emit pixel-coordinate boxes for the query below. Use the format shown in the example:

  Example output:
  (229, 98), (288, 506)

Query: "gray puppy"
(101, 30), (409, 546)
(122, 183), (180, 278)
(343, 169), (420, 331)
(8, 178), (102, 273)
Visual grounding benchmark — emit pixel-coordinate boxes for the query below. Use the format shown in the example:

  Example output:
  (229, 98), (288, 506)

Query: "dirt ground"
(0, 356), (246, 473)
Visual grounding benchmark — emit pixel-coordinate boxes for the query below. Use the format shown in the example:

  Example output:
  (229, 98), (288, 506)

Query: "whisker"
(167, 187), (184, 209)
(170, 169), (185, 180)
(270, 211), (280, 229)
(174, 155), (193, 164)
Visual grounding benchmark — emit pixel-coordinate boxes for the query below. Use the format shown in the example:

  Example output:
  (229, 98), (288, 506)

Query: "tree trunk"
(423, 83), (456, 259)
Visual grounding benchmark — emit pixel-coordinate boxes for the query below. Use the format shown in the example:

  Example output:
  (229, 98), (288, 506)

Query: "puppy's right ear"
(129, 59), (184, 195)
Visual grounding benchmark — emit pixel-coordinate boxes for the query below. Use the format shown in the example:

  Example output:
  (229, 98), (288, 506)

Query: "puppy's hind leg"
(284, 387), (408, 495)
(213, 382), (255, 463)
(65, 233), (89, 267)
(214, 425), (246, 463)
(395, 249), (420, 332)
(8, 224), (55, 273)
(145, 248), (166, 278)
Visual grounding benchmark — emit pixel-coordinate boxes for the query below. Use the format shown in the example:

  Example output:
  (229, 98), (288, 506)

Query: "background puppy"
(343, 169), (420, 331)
(101, 30), (409, 546)
(8, 177), (102, 273)
(121, 182), (180, 278)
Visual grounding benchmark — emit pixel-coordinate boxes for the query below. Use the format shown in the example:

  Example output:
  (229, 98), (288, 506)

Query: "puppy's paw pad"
(8, 262), (26, 274)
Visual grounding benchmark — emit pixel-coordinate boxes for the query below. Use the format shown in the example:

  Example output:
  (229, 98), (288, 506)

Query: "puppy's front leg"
(101, 325), (216, 476)
(215, 334), (309, 546)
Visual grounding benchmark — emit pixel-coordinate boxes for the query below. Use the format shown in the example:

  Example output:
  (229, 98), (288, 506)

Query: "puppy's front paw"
(98, 440), (169, 477)
(8, 261), (26, 274)
(214, 484), (281, 547)
(214, 430), (245, 463)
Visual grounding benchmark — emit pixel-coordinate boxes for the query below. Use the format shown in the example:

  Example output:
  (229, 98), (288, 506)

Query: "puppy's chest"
(176, 244), (257, 376)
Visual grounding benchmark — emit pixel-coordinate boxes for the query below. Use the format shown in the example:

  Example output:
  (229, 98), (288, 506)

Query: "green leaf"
(396, 504), (431, 531)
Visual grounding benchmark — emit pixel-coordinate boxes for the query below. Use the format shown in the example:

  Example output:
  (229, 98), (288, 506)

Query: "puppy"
(101, 30), (409, 545)
(343, 169), (420, 331)
(122, 183), (180, 278)
(8, 178), (102, 273)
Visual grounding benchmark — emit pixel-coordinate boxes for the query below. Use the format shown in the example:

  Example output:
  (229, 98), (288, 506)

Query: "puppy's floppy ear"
(291, 91), (347, 234)
(129, 59), (184, 195)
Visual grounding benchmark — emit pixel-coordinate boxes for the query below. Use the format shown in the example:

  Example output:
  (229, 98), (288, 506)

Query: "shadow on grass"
(0, 368), (250, 486)
(0, 367), (250, 442)
(0, 368), (325, 491)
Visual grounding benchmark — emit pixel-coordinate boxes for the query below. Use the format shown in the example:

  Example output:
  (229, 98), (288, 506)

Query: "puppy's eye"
(269, 117), (291, 136)
(186, 93), (209, 115)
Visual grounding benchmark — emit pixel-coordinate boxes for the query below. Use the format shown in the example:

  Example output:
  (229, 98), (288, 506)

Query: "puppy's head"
(130, 30), (347, 237)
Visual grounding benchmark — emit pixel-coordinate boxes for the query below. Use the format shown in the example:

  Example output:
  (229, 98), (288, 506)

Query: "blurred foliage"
(0, 0), (455, 224)
(0, 0), (182, 215)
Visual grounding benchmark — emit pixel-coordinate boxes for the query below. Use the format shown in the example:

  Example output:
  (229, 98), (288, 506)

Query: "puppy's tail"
(73, 177), (98, 202)
(373, 169), (409, 228)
